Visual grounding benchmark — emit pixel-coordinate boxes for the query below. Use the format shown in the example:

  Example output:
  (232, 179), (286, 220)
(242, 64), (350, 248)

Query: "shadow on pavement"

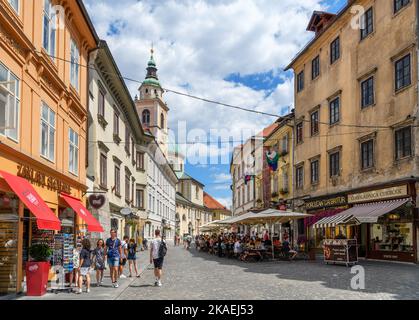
(188, 247), (419, 300)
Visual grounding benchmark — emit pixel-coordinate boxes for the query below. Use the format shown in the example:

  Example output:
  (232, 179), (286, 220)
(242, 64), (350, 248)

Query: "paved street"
(19, 244), (419, 300)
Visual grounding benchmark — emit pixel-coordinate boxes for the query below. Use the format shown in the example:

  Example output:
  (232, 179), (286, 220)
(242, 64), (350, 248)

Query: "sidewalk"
(18, 250), (152, 300)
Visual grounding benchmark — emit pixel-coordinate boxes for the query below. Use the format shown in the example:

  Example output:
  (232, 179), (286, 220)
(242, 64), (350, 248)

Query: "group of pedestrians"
(67, 229), (167, 294)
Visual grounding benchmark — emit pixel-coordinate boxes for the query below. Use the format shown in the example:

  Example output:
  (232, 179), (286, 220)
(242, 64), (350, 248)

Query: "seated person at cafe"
(282, 238), (298, 260)
(234, 239), (243, 257)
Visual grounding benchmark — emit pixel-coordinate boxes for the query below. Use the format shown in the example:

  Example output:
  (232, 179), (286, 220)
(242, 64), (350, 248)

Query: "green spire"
(143, 46), (161, 87)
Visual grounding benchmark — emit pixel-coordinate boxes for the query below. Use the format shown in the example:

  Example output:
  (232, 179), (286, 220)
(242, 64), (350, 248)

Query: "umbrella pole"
(271, 221), (274, 260)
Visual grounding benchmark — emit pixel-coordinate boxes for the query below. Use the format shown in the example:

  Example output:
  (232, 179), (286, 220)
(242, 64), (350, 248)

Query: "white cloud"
(212, 173), (231, 183)
(84, 0), (327, 144)
(215, 196), (233, 209)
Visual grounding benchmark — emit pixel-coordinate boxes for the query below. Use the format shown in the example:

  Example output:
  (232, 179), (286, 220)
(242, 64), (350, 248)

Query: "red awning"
(60, 193), (104, 232)
(0, 170), (61, 231)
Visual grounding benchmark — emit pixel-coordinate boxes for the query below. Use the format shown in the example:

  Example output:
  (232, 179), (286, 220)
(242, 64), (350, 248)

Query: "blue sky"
(85, 0), (348, 208)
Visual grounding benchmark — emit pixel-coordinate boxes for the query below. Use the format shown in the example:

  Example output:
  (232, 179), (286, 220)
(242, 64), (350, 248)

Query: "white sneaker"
(75, 288), (82, 294)
(114, 282), (119, 288)
(157, 280), (162, 287)
(120, 274), (127, 279)
(86, 288), (90, 293)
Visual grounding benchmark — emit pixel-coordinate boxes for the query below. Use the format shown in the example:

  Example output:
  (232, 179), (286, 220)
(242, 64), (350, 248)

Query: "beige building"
(285, 0), (419, 263)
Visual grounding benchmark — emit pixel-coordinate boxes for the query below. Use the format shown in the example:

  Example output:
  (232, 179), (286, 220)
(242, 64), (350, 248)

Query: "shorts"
(128, 256), (137, 261)
(107, 257), (120, 267)
(153, 258), (164, 270)
(80, 267), (90, 276)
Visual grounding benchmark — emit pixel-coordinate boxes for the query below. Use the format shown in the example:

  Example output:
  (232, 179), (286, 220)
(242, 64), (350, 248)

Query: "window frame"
(136, 189), (144, 209)
(68, 128), (79, 176)
(8, 0), (19, 14)
(296, 122), (304, 144)
(296, 165), (304, 189)
(329, 97), (340, 125)
(40, 102), (56, 162)
(360, 7), (374, 40)
(114, 165), (121, 196)
(360, 139), (374, 170)
(297, 71), (304, 92)
(0, 62), (20, 142)
(395, 126), (412, 160)
(310, 159), (319, 185)
(100, 153), (107, 188)
(394, 0), (410, 13)
(113, 110), (119, 136)
(142, 109), (150, 126)
(70, 38), (80, 91)
(312, 55), (320, 80)
(330, 37), (340, 64)
(42, 0), (56, 58)
(361, 76), (375, 108)
(136, 152), (145, 171)
(329, 151), (340, 178)
(98, 83), (106, 118)
(395, 54), (411, 92)
(310, 110), (319, 136)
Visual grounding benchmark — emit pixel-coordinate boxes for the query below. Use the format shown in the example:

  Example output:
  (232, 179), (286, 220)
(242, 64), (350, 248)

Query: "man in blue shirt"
(104, 229), (122, 288)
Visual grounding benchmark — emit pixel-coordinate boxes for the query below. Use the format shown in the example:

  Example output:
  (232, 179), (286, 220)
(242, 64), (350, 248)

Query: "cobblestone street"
(19, 245), (419, 300)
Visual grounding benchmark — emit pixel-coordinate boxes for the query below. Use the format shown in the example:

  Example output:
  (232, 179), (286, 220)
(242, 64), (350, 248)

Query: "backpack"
(158, 240), (167, 258)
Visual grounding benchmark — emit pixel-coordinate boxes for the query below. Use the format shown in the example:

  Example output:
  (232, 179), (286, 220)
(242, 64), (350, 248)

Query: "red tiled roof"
(257, 122), (279, 138)
(204, 192), (227, 210)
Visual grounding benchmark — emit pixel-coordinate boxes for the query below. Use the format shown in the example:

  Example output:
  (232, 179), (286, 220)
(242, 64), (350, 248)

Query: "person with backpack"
(104, 229), (122, 288)
(149, 229), (167, 287)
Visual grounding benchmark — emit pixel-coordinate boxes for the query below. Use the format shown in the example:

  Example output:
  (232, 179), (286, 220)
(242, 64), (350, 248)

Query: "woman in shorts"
(127, 239), (140, 278)
(92, 239), (105, 286)
(77, 239), (92, 294)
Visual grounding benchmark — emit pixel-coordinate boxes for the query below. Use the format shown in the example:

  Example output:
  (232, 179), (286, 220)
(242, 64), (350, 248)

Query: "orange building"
(0, 0), (99, 296)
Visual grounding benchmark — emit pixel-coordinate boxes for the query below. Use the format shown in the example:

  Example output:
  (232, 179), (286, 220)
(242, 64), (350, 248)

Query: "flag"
(266, 151), (280, 171)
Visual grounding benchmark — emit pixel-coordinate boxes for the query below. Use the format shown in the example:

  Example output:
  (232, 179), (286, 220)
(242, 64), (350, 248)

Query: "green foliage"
(28, 244), (52, 262)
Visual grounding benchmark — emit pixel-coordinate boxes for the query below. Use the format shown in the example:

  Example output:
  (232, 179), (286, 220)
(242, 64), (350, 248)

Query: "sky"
(84, 0), (348, 209)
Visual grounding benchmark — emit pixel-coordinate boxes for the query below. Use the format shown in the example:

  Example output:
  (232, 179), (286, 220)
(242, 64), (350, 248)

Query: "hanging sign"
(88, 194), (106, 209)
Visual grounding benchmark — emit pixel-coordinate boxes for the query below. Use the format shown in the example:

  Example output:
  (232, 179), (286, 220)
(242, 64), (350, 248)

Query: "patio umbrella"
(233, 209), (312, 259)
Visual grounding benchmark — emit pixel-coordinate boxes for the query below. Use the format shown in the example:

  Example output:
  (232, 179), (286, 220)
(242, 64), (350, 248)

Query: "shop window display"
(0, 193), (19, 296)
(370, 207), (414, 253)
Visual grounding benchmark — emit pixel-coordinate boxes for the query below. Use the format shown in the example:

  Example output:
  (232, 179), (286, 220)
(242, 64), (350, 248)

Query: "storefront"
(303, 195), (349, 252)
(313, 183), (418, 263)
(0, 155), (103, 297)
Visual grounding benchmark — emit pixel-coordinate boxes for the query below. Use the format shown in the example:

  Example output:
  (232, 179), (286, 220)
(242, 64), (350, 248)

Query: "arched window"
(160, 113), (165, 129)
(142, 109), (150, 125)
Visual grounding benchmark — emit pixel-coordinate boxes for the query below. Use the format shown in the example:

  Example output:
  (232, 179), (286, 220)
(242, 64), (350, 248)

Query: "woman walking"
(68, 243), (81, 288)
(77, 238), (92, 294)
(92, 239), (105, 286)
(128, 239), (141, 278)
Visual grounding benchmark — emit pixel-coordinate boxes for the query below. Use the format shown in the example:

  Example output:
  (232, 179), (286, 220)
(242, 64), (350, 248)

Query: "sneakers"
(120, 274), (127, 279)
(75, 288), (82, 294)
(86, 288), (90, 293)
(114, 282), (119, 288)
(157, 280), (162, 287)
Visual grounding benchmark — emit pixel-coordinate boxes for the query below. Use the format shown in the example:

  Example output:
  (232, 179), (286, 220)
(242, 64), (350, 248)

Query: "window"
(238, 189), (241, 206)
(114, 166), (121, 196)
(310, 160), (319, 185)
(113, 111), (119, 136)
(125, 173), (130, 203)
(395, 127), (412, 159)
(125, 126), (130, 155)
(136, 152), (144, 170)
(330, 37), (340, 64)
(195, 185), (199, 199)
(40, 103), (55, 161)
(394, 0), (410, 13)
(160, 113), (165, 129)
(69, 128), (79, 175)
(0, 62), (20, 141)
(361, 76), (374, 108)
(310, 110), (319, 136)
(43, 0), (56, 57)
(361, 7), (373, 40)
(312, 55), (320, 79)
(297, 71), (304, 92)
(296, 166), (304, 189)
(131, 137), (135, 161)
(100, 153), (107, 187)
(296, 122), (303, 144)
(329, 152), (340, 177)
(395, 54), (411, 91)
(132, 179), (135, 204)
(361, 140), (374, 169)
(8, 0), (19, 13)
(136, 189), (144, 209)
(142, 109), (150, 125)
(98, 84), (105, 117)
(329, 97), (340, 125)
(70, 39), (79, 91)
(282, 170), (289, 190)
(282, 135), (289, 153)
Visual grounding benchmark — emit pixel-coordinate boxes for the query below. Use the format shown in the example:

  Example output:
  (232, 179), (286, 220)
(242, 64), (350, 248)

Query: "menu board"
(323, 239), (358, 265)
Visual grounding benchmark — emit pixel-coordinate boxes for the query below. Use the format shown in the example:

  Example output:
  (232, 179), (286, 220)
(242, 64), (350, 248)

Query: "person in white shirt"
(234, 240), (242, 258)
(150, 229), (165, 287)
(119, 236), (129, 279)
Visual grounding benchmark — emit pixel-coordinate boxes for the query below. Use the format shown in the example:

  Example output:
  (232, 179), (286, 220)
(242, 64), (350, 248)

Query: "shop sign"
(305, 196), (347, 210)
(17, 164), (71, 194)
(88, 194), (106, 209)
(323, 239), (358, 264)
(348, 185), (408, 204)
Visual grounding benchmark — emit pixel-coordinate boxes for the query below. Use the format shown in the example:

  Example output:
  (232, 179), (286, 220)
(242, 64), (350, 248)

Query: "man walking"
(150, 229), (166, 287)
(104, 229), (122, 288)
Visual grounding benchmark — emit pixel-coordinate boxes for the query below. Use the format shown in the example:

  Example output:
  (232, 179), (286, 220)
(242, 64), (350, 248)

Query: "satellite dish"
(120, 207), (133, 216)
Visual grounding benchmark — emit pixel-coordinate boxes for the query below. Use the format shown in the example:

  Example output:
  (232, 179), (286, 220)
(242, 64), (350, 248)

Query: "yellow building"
(0, 0), (98, 295)
(285, 0), (419, 263)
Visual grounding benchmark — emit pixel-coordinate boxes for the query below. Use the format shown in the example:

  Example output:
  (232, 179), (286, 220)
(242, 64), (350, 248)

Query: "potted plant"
(26, 244), (52, 296)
